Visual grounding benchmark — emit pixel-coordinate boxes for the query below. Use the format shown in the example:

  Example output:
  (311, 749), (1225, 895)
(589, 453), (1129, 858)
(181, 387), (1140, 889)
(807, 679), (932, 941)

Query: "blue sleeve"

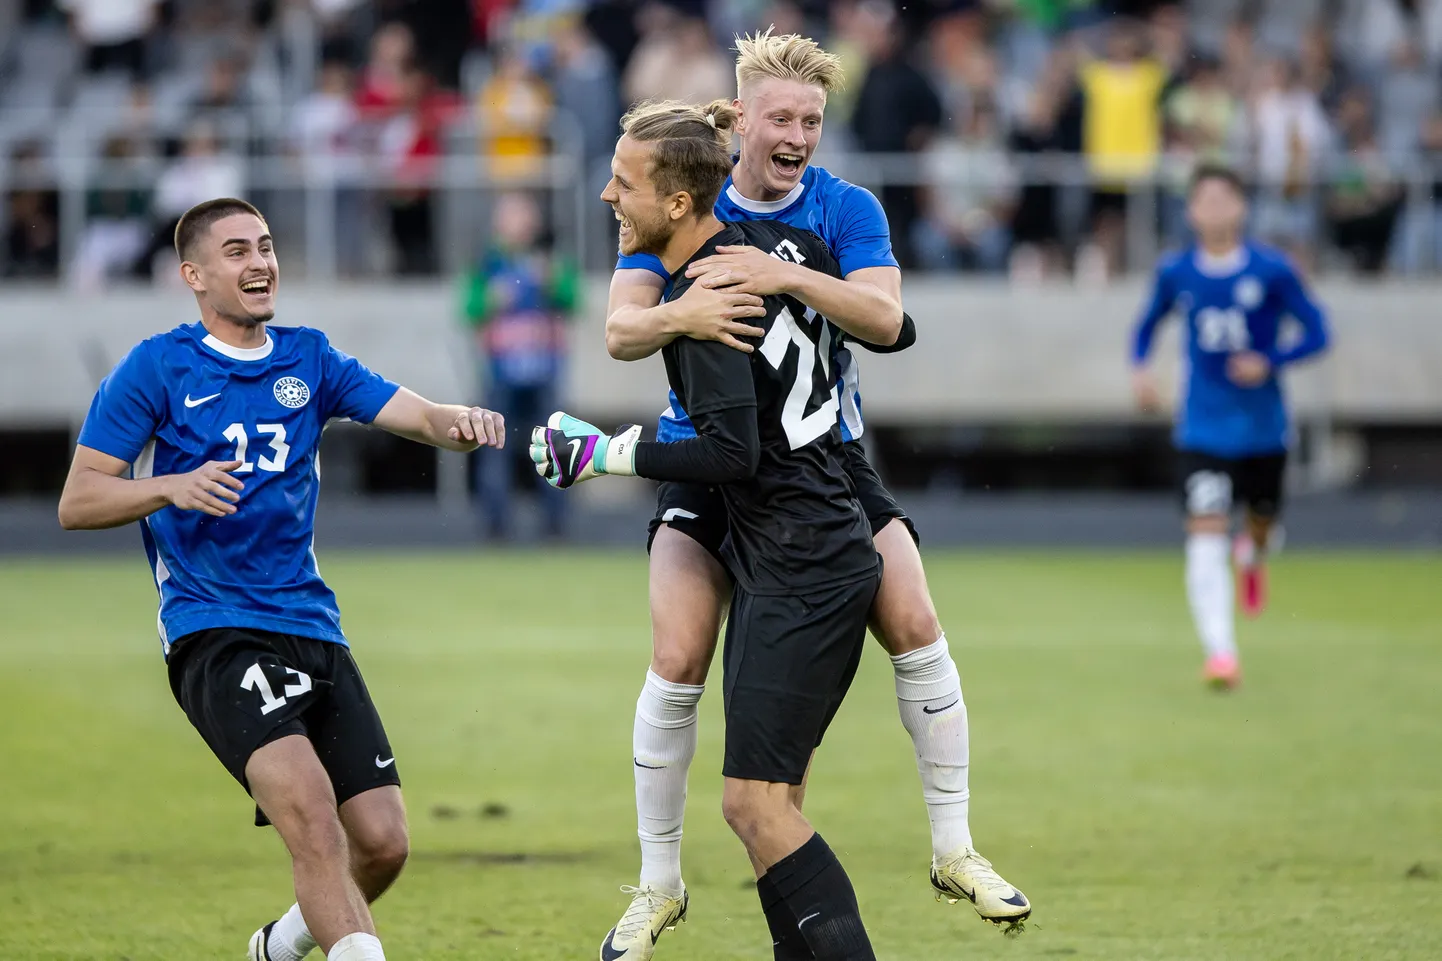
(828, 184), (899, 275)
(1130, 264), (1177, 365)
(321, 337), (401, 424)
(76, 341), (164, 464)
(1266, 263), (1330, 369)
(615, 252), (669, 281)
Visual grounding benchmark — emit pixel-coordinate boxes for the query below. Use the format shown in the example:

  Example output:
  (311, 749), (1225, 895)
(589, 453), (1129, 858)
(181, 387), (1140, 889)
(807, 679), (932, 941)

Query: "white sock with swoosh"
(892, 636), (972, 858)
(265, 903), (316, 961)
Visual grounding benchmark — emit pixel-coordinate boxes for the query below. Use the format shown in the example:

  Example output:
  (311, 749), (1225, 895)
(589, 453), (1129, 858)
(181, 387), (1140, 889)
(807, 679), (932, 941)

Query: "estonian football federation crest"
(274, 376), (311, 409)
(1233, 276), (1263, 311)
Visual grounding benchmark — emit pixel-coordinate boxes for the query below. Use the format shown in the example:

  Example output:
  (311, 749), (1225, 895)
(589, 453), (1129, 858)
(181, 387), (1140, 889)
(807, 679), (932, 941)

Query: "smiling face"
(600, 134), (682, 257)
(735, 76), (826, 200)
(182, 212), (279, 324)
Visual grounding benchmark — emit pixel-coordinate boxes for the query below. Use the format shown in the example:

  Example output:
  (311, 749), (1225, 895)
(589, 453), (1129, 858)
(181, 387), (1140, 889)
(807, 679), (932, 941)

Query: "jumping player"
(535, 97), (896, 961)
(1131, 164), (1331, 688)
(599, 31), (1029, 957)
(57, 198), (506, 961)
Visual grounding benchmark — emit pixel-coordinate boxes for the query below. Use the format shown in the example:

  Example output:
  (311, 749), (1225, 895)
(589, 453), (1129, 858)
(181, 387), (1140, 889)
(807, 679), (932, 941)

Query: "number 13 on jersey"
(222, 423), (290, 473)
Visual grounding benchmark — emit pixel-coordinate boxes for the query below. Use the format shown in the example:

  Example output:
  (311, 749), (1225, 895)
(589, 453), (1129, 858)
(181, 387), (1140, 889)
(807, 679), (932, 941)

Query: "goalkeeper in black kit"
(531, 97), (916, 961)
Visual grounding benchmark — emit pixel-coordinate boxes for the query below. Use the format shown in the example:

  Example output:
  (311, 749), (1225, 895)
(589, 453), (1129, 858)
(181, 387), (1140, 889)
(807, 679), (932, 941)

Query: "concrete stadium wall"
(3, 278), (1441, 428)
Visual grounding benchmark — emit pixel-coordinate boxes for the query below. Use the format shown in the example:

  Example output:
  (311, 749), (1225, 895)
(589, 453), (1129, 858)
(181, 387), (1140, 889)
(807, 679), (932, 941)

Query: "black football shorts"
(167, 627), (399, 826)
(1177, 449), (1288, 520)
(842, 440), (918, 543)
(647, 443), (917, 561)
(721, 566), (882, 784)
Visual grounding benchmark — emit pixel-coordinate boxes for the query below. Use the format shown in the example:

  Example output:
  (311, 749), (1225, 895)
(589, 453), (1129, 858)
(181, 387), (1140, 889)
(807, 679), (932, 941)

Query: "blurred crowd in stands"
(4, 0), (1442, 283)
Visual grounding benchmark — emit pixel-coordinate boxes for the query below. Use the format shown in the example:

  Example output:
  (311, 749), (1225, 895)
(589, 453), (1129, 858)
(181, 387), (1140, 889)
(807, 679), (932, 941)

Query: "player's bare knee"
(877, 605), (942, 656)
(354, 826), (409, 885)
(649, 639), (710, 686)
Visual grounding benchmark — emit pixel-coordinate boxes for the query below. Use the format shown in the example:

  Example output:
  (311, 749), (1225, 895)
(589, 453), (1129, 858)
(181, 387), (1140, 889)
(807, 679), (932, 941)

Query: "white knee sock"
(327, 933), (384, 961)
(891, 636), (972, 858)
(633, 669), (704, 895)
(1186, 532), (1236, 658)
(267, 903), (316, 961)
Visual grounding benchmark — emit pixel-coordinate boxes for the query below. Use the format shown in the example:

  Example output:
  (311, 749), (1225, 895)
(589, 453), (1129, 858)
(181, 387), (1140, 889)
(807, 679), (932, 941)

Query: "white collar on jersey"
(1193, 246), (1249, 277)
(202, 331), (274, 361)
(724, 177), (807, 214)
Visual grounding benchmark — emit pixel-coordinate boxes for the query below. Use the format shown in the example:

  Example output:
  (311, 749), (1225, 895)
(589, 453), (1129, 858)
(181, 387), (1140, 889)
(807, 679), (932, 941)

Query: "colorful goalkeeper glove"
(530, 411), (642, 489)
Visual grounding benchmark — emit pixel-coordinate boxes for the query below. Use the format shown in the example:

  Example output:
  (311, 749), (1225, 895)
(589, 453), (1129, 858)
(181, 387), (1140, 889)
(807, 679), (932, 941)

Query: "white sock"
(326, 933), (384, 961)
(266, 903), (316, 961)
(1186, 532), (1236, 658)
(891, 636), (973, 858)
(633, 669), (704, 895)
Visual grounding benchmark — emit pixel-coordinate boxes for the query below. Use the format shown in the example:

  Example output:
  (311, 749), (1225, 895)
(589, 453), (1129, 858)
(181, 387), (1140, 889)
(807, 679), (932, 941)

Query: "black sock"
(762, 833), (875, 961)
(756, 873), (814, 960)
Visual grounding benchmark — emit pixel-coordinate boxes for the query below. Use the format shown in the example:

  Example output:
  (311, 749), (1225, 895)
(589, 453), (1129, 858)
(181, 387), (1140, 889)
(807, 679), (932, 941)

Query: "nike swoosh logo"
(599, 932), (627, 960)
(922, 699), (959, 715)
(184, 392), (221, 408)
(567, 437), (583, 477)
(633, 758), (665, 770)
(375, 755), (396, 768)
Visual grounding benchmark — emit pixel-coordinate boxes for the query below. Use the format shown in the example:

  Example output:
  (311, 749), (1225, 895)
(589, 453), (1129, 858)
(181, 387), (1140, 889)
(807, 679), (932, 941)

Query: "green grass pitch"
(2, 549), (1440, 960)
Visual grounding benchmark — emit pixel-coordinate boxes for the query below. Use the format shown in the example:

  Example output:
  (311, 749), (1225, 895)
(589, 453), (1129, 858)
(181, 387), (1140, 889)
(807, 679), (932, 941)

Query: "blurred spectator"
(623, 10), (732, 106)
(59, 0), (158, 79)
(1393, 110), (1442, 273)
(1161, 55), (1242, 245)
(1297, 23), (1349, 115)
(3, 141), (60, 279)
(461, 192), (577, 541)
(1378, 39), (1440, 167)
(1076, 19), (1167, 276)
(356, 21), (416, 119)
(1326, 87), (1404, 274)
(1007, 66), (1069, 281)
(291, 57), (368, 276)
(72, 135), (152, 288)
(1338, 0), (1442, 74)
(917, 95), (1017, 273)
(1251, 58), (1331, 271)
(549, 16), (622, 169)
(181, 53), (263, 136)
(378, 68), (461, 274)
(142, 120), (246, 278)
(477, 47), (554, 181)
(850, 1), (943, 267)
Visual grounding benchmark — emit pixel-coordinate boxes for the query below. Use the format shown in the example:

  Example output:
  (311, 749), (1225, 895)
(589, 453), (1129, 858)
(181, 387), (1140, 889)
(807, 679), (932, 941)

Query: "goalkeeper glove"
(530, 411), (642, 489)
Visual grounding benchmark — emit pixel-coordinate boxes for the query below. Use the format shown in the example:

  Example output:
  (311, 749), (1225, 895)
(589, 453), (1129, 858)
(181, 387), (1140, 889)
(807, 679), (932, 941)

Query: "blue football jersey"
(77, 322), (400, 656)
(1131, 243), (1330, 458)
(616, 165), (897, 443)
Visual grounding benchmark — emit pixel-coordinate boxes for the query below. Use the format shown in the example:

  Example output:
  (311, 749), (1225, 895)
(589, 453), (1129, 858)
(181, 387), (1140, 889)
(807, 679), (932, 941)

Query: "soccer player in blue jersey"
(1130, 165), (1330, 689)
(596, 31), (1028, 958)
(57, 198), (506, 961)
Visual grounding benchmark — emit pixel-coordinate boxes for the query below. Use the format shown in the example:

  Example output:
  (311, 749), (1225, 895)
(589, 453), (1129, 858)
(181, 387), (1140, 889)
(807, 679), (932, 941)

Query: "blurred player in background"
(1131, 165), (1331, 689)
(462, 191), (578, 541)
(57, 198), (505, 961)
(599, 29), (1029, 959)
(534, 98), (907, 961)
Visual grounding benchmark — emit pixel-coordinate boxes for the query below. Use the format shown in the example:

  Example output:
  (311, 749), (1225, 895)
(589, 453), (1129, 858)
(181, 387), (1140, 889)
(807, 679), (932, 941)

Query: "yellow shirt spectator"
(1080, 58), (1166, 188)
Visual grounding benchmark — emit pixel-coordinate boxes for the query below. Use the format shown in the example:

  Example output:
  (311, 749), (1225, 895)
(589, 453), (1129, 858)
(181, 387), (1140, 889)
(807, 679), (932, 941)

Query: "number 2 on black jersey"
(761, 305), (839, 450)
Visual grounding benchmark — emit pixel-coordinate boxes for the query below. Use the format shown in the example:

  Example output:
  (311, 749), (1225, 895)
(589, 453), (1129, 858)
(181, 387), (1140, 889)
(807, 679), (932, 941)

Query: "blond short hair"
(620, 99), (739, 214)
(734, 28), (846, 98)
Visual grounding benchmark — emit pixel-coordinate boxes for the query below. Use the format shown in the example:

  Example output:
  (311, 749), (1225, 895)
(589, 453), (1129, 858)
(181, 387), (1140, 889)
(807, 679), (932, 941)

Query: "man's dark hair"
(174, 198), (265, 261)
(1188, 162), (1246, 197)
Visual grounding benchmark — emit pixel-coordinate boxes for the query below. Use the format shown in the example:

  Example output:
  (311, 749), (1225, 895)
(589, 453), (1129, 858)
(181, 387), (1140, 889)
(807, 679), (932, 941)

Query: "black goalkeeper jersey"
(632, 220), (878, 594)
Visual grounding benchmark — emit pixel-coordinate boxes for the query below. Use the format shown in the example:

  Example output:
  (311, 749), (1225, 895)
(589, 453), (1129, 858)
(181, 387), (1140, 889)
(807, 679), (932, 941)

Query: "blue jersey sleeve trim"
(615, 252), (669, 280)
